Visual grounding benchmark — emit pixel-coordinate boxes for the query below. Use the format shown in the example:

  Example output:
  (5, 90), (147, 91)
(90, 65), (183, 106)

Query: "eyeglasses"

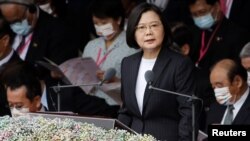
(135, 21), (162, 33)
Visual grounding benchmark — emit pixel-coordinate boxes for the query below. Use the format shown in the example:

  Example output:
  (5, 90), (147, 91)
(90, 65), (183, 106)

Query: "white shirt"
(41, 85), (48, 110)
(0, 49), (14, 66)
(221, 87), (249, 124)
(225, 0), (234, 18)
(135, 57), (156, 114)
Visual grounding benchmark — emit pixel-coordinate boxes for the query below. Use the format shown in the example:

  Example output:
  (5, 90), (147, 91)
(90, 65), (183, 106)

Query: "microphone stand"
(149, 85), (200, 141)
(51, 82), (101, 112)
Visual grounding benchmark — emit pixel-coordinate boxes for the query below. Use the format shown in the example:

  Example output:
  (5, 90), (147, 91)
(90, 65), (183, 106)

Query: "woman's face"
(93, 16), (121, 41)
(135, 10), (164, 51)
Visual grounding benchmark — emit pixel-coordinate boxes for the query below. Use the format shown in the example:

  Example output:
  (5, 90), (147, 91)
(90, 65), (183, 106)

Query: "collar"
(0, 49), (14, 66)
(41, 85), (48, 110)
(233, 87), (250, 118)
(234, 87), (249, 110)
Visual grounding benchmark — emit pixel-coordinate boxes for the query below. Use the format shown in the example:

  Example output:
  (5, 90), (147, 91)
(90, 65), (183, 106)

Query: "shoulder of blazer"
(123, 50), (142, 62)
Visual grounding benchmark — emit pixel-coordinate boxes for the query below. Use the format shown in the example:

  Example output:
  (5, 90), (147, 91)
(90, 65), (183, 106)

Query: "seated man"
(0, 11), (21, 116)
(207, 59), (250, 128)
(239, 42), (250, 86)
(1, 61), (119, 117)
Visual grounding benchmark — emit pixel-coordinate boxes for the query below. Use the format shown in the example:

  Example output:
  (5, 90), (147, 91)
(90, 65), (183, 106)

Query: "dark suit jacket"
(26, 9), (78, 65)
(0, 51), (22, 116)
(44, 77), (119, 118)
(118, 47), (196, 141)
(190, 17), (249, 107)
(229, 0), (250, 31)
(206, 88), (250, 128)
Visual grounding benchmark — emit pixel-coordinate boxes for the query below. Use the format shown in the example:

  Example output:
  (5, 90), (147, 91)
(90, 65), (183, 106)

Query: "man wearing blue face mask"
(0, 0), (78, 65)
(207, 59), (250, 128)
(187, 0), (249, 131)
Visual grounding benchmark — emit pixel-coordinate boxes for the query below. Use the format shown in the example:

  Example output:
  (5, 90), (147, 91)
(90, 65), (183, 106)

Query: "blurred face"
(241, 57), (250, 86)
(7, 85), (41, 114)
(0, 4), (28, 24)
(135, 10), (164, 52)
(93, 16), (121, 41)
(0, 4), (35, 35)
(241, 57), (250, 71)
(0, 35), (10, 60)
(189, 0), (219, 18)
(210, 67), (240, 104)
(189, 0), (220, 29)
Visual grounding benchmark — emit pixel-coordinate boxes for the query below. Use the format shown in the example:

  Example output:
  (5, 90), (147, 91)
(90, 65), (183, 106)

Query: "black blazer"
(206, 88), (250, 128)
(191, 17), (249, 70)
(44, 77), (119, 118)
(118, 47), (196, 141)
(229, 0), (250, 31)
(25, 9), (78, 65)
(190, 17), (249, 108)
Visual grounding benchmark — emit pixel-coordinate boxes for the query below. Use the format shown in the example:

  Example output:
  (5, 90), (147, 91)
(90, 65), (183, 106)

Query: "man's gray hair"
(240, 42), (250, 58)
(0, 0), (34, 5)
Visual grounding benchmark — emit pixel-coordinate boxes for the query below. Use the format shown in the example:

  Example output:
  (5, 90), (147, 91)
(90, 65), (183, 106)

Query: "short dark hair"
(126, 3), (172, 49)
(170, 22), (193, 54)
(0, 61), (42, 102)
(187, 0), (218, 6)
(227, 60), (248, 83)
(0, 12), (15, 45)
(90, 0), (125, 29)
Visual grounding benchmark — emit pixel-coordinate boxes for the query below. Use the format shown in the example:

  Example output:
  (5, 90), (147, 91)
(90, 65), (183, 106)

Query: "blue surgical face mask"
(10, 19), (32, 36)
(193, 13), (215, 29)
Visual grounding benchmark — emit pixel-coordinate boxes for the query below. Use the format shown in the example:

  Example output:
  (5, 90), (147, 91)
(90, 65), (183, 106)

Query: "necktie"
(223, 105), (234, 125)
(220, 0), (227, 15)
(17, 36), (26, 55)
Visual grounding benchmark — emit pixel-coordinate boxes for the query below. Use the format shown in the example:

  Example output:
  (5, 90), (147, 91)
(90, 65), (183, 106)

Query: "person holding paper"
(1, 61), (120, 118)
(82, 0), (138, 105)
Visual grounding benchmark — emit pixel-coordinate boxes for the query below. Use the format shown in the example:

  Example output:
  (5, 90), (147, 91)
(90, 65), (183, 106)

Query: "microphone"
(100, 68), (116, 86)
(144, 70), (202, 141)
(51, 68), (116, 89)
(50, 68), (116, 112)
(144, 70), (199, 100)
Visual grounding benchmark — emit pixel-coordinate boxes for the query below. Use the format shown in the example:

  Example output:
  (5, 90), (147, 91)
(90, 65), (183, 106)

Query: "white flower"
(0, 116), (156, 141)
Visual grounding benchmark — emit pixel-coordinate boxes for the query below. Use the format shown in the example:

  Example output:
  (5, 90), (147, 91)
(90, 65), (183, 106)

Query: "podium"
(27, 112), (136, 134)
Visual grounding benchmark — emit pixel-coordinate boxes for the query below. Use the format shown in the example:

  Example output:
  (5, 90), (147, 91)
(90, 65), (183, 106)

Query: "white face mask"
(214, 87), (232, 106)
(247, 71), (250, 86)
(94, 23), (115, 38)
(10, 107), (29, 117)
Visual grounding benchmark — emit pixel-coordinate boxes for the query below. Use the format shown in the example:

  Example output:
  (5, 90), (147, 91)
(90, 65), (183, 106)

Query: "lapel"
(26, 10), (48, 61)
(233, 90), (250, 124)
(129, 52), (143, 116)
(142, 47), (171, 113)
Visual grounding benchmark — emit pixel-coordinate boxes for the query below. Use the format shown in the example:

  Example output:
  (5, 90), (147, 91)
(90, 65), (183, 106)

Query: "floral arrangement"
(0, 116), (156, 141)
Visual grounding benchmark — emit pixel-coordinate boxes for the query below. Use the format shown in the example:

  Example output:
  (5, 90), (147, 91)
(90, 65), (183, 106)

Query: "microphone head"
(103, 68), (116, 81)
(144, 70), (154, 84)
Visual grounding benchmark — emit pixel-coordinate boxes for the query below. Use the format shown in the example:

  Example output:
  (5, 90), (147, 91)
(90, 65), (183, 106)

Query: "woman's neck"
(143, 47), (161, 59)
